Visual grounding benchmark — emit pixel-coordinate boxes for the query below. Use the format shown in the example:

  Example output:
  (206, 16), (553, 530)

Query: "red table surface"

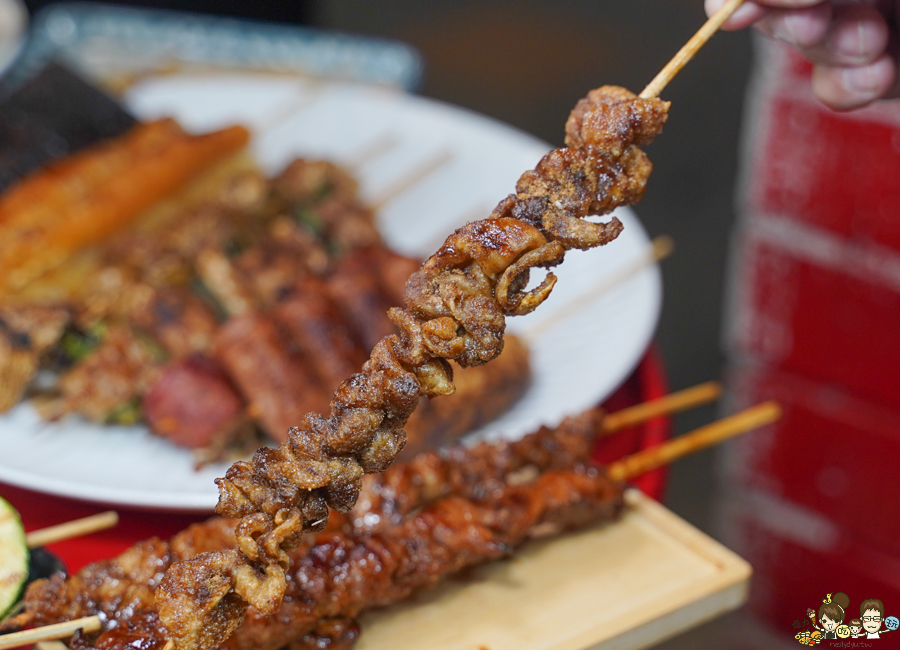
(1, 347), (670, 574)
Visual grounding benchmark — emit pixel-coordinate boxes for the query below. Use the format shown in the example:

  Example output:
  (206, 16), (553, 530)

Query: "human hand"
(705, 0), (898, 110)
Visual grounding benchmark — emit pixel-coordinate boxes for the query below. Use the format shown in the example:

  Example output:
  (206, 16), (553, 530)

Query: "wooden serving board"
(356, 489), (751, 650)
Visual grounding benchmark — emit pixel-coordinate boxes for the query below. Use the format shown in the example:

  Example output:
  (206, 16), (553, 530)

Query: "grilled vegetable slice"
(0, 496), (28, 617)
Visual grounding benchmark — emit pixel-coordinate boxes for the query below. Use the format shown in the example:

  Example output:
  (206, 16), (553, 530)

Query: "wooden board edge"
(565, 489), (752, 650)
(588, 571), (750, 650)
(625, 489), (753, 576)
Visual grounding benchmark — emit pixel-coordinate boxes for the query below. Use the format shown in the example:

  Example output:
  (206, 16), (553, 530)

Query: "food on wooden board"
(12, 409), (625, 650)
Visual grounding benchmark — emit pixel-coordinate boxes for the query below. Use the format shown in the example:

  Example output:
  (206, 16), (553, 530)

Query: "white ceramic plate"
(0, 75), (661, 511)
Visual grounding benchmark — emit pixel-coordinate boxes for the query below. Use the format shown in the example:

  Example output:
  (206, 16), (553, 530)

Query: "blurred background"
(12, 0), (900, 648)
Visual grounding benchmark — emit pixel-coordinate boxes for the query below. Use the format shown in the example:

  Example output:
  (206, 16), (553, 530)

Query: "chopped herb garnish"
(59, 322), (105, 362)
(134, 330), (168, 362)
(189, 278), (228, 321)
(106, 396), (141, 426)
(294, 206), (325, 236)
(310, 181), (334, 204)
(223, 236), (249, 258)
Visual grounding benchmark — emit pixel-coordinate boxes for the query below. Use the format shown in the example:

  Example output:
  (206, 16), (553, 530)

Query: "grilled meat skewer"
(20, 455), (622, 650)
(155, 85), (669, 650)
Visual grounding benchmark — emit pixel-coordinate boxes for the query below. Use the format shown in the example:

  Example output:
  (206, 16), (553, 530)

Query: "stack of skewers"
(0, 381), (778, 650)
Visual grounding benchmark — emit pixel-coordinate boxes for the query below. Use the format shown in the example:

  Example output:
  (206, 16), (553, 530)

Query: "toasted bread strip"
(0, 121), (250, 290)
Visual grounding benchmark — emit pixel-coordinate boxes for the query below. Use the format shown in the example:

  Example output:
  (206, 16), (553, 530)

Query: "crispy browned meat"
(26, 464), (622, 650)
(154, 85), (666, 650)
(19, 410), (610, 650)
(492, 85), (668, 250)
(273, 280), (365, 390)
(402, 333), (531, 457)
(312, 196), (382, 252)
(234, 219), (329, 307)
(272, 159), (359, 206)
(213, 312), (327, 442)
(71, 611), (169, 650)
(272, 159), (382, 252)
(143, 355), (244, 449)
(0, 303), (70, 412)
(337, 407), (602, 534)
(325, 254), (396, 351)
(127, 286), (219, 359)
(55, 323), (162, 422)
(283, 618), (360, 650)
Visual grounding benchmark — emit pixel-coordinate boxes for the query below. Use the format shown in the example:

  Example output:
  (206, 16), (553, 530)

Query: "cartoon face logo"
(798, 593), (893, 642)
(820, 614), (839, 631)
(863, 610), (884, 634)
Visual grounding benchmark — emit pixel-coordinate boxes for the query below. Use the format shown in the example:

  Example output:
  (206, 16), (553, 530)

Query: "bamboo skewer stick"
(34, 641), (70, 650)
(345, 133), (400, 173)
(369, 149), (454, 211)
(640, 0), (746, 99)
(7, 393), (760, 650)
(601, 381), (722, 433)
(608, 401), (782, 482)
(0, 615), (101, 650)
(25, 511), (118, 549)
(522, 234), (673, 344)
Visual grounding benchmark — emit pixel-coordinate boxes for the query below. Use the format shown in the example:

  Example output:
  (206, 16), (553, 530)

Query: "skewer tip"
(607, 400), (781, 482)
(652, 235), (675, 262)
(639, 0), (746, 99)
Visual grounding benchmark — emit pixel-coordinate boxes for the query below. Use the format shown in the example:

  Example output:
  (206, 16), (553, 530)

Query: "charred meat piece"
(273, 279), (365, 391)
(311, 196), (382, 253)
(340, 406), (602, 534)
(213, 312), (327, 441)
(283, 618), (361, 650)
(233, 219), (328, 307)
(272, 159), (360, 207)
(325, 253), (396, 351)
(152, 87), (666, 649)
(0, 304), (70, 412)
(55, 323), (162, 423)
(143, 355), (244, 449)
(24, 457), (622, 650)
(402, 333), (530, 456)
(272, 159), (381, 253)
(127, 286), (219, 359)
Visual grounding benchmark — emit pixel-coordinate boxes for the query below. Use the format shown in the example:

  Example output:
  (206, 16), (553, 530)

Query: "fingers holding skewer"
(706, 0), (899, 109)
